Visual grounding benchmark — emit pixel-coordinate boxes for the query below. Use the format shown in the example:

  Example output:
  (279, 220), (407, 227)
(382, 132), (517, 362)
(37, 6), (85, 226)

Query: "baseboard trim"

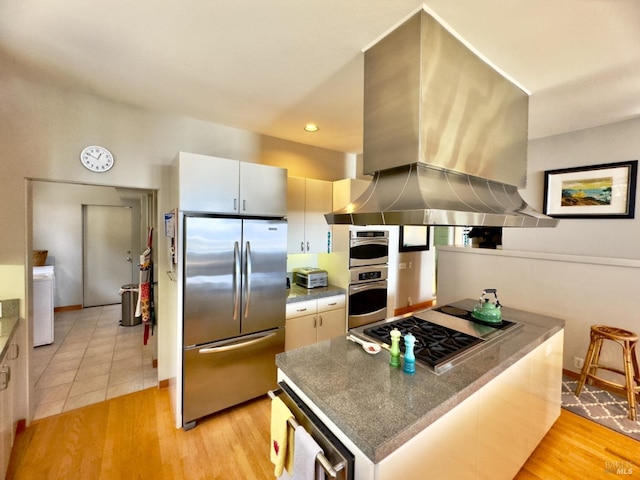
(158, 379), (169, 389)
(393, 299), (435, 317)
(54, 304), (83, 313)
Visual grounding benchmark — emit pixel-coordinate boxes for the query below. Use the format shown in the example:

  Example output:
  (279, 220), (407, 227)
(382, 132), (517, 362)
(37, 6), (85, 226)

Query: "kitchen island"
(276, 299), (565, 480)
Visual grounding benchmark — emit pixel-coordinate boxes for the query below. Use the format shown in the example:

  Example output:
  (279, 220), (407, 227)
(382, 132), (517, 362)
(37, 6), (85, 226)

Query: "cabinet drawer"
(317, 295), (345, 312)
(286, 300), (317, 319)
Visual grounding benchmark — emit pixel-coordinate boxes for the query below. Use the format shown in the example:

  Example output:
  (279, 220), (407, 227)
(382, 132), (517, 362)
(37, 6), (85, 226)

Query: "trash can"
(120, 284), (142, 326)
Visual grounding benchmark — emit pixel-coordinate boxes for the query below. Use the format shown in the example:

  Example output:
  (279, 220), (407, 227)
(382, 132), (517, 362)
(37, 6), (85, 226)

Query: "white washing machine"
(33, 265), (55, 346)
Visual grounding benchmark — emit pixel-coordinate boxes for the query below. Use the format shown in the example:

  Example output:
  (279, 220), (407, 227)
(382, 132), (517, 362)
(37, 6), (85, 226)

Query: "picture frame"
(543, 160), (638, 219)
(399, 226), (430, 252)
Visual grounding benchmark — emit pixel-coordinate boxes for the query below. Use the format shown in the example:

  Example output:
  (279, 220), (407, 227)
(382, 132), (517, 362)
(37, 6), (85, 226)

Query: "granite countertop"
(286, 284), (346, 303)
(276, 298), (565, 463)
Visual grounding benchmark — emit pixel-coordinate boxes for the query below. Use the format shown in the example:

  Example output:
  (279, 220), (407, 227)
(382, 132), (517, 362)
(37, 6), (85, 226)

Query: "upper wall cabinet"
(287, 177), (332, 254)
(176, 152), (287, 217)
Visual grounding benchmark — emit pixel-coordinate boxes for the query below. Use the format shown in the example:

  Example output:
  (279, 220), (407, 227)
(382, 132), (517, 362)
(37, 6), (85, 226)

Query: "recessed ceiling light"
(304, 123), (319, 132)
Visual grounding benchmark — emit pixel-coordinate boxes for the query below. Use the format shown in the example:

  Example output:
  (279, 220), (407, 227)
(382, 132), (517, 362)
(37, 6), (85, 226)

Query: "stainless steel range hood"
(326, 9), (558, 228)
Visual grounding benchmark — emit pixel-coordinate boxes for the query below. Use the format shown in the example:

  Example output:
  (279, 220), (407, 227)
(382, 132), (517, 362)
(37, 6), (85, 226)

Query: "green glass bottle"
(389, 328), (401, 368)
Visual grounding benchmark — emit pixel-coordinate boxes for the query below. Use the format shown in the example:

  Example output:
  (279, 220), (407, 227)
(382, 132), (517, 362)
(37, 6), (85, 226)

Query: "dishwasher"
(269, 382), (354, 480)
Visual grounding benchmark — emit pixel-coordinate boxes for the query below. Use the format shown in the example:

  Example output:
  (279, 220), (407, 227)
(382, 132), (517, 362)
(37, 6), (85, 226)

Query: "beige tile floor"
(31, 304), (157, 420)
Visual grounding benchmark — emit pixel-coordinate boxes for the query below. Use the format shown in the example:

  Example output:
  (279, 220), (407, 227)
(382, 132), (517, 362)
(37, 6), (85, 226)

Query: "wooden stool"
(575, 325), (640, 421)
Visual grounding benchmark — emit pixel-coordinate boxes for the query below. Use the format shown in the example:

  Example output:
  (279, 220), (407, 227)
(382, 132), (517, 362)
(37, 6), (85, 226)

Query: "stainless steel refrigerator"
(182, 215), (287, 429)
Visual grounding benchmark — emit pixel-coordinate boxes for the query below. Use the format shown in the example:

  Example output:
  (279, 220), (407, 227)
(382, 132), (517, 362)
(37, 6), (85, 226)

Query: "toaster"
(294, 267), (328, 289)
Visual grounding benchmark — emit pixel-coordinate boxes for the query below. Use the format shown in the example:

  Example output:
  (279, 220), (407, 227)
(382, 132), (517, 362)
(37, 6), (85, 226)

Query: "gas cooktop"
(355, 305), (523, 374)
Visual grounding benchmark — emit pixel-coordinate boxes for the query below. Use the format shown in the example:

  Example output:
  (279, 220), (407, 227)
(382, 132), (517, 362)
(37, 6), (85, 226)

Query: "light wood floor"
(8, 387), (640, 479)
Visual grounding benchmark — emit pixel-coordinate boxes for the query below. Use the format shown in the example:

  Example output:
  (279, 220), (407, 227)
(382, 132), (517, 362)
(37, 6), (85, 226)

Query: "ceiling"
(1, 0), (639, 154)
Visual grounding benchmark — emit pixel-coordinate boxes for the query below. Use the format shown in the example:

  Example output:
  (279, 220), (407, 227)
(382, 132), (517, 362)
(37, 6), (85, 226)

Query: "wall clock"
(80, 145), (114, 172)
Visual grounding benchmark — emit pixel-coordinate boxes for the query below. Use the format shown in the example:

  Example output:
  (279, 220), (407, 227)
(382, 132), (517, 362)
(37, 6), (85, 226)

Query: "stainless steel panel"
(240, 162), (288, 217)
(324, 10), (558, 228)
(348, 280), (387, 329)
(240, 219), (287, 335)
(183, 328), (284, 426)
(348, 236), (389, 267)
(183, 216), (242, 345)
(363, 10), (528, 187)
(326, 164), (558, 227)
(348, 265), (388, 284)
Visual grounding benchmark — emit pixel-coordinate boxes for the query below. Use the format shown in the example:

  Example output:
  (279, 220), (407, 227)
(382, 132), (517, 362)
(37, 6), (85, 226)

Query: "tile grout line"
(32, 305), (155, 420)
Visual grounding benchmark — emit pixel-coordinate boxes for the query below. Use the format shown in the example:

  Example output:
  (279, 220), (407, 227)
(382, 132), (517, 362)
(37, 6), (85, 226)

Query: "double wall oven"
(348, 230), (389, 329)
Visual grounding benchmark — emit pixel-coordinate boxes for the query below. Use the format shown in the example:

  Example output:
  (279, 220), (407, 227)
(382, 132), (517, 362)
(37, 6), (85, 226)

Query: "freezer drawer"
(182, 328), (285, 428)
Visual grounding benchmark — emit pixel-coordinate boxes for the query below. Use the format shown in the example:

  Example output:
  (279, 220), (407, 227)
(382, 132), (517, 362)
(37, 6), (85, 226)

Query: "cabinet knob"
(296, 308), (307, 312)
(300, 242), (304, 252)
(319, 315), (323, 327)
(306, 241), (310, 252)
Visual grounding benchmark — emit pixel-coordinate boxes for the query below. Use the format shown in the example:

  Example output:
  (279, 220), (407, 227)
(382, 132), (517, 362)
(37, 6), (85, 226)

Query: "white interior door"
(83, 205), (134, 307)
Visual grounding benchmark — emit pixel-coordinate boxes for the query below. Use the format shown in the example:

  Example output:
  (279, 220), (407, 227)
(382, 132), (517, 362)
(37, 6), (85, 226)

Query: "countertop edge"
(286, 284), (346, 303)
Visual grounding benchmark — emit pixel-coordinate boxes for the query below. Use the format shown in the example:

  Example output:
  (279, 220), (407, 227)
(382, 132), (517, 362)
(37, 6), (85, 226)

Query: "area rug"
(562, 375), (640, 441)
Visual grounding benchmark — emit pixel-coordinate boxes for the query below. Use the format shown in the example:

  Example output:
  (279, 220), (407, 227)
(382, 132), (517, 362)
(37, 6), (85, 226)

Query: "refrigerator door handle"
(233, 241), (241, 321)
(244, 240), (252, 318)
(198, 332), (276, 354)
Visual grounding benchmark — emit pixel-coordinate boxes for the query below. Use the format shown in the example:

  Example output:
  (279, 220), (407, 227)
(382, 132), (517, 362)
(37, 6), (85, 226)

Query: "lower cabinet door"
(317, 309), (346, 342)
(285, 314), (317, 351)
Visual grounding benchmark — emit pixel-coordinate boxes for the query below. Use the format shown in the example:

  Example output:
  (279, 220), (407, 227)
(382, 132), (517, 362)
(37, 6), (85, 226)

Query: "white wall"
(32, 182), (148, 308)
(437, 247), (640, 375)
(505, 117), (640, 259)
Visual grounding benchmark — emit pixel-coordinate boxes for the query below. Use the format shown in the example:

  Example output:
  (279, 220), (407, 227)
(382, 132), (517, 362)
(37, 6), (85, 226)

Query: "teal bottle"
(389, 328), (401, 368)
(403, 333), (416, 375)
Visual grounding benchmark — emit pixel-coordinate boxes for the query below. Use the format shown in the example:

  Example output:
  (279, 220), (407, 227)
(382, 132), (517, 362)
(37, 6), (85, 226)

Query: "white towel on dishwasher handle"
(279, 425), (325, 480)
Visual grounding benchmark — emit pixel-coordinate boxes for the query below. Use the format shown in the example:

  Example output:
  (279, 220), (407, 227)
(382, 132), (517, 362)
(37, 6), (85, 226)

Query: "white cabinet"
(176, 152), (287, 216)
(285, 295), (346, 350)
(287, 177), (333, 254)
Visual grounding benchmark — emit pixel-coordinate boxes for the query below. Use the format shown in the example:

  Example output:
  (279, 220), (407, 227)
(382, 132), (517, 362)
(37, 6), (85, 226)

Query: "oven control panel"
(349, 265), (388, 284)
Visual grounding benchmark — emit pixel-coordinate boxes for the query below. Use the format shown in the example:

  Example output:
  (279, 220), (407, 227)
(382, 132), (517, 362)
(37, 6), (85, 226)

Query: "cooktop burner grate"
(363, 316), (484, 370)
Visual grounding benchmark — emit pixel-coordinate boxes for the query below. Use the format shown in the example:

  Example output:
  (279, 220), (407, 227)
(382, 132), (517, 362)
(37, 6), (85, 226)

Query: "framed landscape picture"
(543, 160), (637, 219)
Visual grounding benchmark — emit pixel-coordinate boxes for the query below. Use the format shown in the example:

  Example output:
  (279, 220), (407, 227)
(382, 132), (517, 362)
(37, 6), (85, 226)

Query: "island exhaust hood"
(325, 9), (558, 228)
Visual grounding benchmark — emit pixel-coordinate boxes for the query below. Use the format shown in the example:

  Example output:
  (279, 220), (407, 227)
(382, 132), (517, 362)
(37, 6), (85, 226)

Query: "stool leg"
(632, 341), (640, 387)
(623, 340), (638, 421)
(576, 334), (599, 397)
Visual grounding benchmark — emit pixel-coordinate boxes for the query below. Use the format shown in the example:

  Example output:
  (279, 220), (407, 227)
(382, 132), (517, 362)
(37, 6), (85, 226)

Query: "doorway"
(30, 180), (157, 420)
(83, 205), (135, 307)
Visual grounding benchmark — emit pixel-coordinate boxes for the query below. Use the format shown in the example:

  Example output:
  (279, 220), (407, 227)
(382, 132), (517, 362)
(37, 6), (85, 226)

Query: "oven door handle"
(350, 237), (388, 247)
(268, 389), (344, 479)
(349, 281), (387, 294)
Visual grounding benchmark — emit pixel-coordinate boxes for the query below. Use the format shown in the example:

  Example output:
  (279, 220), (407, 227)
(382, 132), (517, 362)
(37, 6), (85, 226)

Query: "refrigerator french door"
(182, 215), (287, 429)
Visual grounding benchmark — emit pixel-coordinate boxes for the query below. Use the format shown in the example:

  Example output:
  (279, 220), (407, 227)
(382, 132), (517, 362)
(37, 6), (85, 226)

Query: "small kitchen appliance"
(294, 267), (328, 289)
